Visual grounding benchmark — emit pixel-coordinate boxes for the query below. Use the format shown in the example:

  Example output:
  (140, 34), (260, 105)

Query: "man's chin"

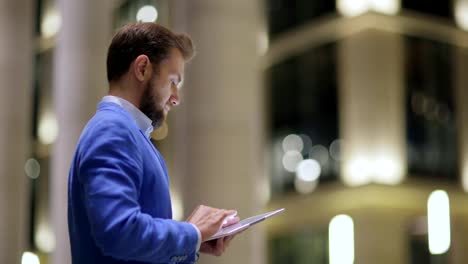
(152, 114), (167, 129)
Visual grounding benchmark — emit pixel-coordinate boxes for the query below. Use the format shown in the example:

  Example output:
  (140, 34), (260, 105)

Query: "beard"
(139, 78), (165, 129)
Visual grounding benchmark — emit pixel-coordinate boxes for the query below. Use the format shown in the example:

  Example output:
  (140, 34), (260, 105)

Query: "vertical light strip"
(369, 0), (400, 15)
(329, 215), (355, 264)
(337, 0), (400, 17)
(21, 252), (40, 264)
(427, 190), (451, 255)
(337, 0), (370, 17)
(455, 0), (468, 31)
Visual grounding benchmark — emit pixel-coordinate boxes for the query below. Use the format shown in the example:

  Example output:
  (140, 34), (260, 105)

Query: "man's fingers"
(214, 209), (235, 225)
(215, 238), (224, 256)
(223, 236), (231, 248)
(222, 216), (240, 228)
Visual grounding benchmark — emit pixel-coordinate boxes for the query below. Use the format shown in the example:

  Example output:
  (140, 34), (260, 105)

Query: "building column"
(353, 210), (408, 264)
(51, 0), (112, 263)
(454, 47), (468, 192)
(169, 1), (266, 264)
(338, 30), (406, 186)
(0, 0), (33, 263)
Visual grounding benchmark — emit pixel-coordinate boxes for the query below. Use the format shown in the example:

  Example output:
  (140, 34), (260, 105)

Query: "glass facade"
(405, 36), (458, 181)
(402, 0), (453, 19)
(268, 43), (340, 197)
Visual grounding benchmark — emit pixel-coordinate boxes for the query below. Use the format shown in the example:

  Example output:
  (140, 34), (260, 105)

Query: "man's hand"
(186, 205), (240, 256)
(199, 235), (236, 256)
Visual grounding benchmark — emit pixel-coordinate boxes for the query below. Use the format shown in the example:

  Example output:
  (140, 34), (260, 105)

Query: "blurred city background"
(2, 0), (468, 263)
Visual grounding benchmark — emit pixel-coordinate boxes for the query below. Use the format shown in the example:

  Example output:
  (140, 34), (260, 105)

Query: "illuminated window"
(268, 43), (339, 196)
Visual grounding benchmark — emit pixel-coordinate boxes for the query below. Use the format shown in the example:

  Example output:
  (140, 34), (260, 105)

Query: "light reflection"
(282, 150), (303, 172)
(282, 134), (303, 153)
(35, 222), (56, 253)
(344, 157), (372, 186)
(152, 121), (168, 141)
(337, 0), (400, 17)
(299, 134), (313, 155)
(337, 0), (369, 17)
(24, 158), (40, 179)
(329, 139), (342, 161)
(296, 159), (321, 182)
(411, 92), (451, 124)
(329, 215), (354, 264)
(295, 159), (320, 194)
(136, 5), (158, 22)
(170, 190), (184, 221)
(309, 145), (329, 166)
(373, 157), (402, 184)
(455, 0), (468, 31)
(258, 30), (269, 55)
(294, 177), (318, 194)
(22, 252), (40, 264)
(427, 190), (451, 255)
(41, 9), (61, 38)
(370, 0), (400, 15)
(344, 155), (403, 185)
(38, 112), (58, 145)
(411, 92), (427, 115)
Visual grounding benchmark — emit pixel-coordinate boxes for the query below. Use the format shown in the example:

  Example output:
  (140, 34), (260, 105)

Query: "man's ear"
(133, 55), (153, 82)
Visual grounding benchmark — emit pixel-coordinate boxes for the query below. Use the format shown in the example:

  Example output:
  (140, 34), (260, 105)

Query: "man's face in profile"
(140, 48), (185, 128)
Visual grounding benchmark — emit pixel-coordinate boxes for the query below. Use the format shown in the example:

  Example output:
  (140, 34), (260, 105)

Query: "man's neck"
(108, 79), (141, 108)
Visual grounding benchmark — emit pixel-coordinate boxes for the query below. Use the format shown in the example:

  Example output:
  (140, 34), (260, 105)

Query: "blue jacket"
(68, 102), (198, 264)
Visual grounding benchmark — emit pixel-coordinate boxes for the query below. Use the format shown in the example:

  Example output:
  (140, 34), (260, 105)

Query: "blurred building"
(265, 1), (468, 264)
(2, 0), (468, 264)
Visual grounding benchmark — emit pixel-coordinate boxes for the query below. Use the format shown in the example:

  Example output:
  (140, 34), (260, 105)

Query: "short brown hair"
(106, 23), (195, 82)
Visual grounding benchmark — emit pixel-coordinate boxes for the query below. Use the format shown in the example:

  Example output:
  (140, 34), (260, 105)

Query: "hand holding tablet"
(207, 208), (285, 241)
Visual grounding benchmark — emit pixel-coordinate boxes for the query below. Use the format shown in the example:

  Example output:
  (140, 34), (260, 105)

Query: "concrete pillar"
(353, 210), (408, 264)
(454, 47), (468, 192)
(451, 215), (468, 264)
(51, 0), (112, 263)
(0, 0), (33, 262)
(338, 30), (406, 186)
(170, 1), (266, 263)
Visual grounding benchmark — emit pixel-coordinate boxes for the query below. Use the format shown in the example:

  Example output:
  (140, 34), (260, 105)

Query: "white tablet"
(207, 208), (285, 241)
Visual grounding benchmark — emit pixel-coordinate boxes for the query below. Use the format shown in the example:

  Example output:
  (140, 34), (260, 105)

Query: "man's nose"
(169, 85), (180, 106)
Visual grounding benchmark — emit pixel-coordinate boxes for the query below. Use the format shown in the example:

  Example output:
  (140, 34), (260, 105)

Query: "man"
(68, 23), (239, 264)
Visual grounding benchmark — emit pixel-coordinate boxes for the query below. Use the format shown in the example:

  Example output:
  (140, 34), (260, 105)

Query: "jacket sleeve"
(77, 119), (198, 263)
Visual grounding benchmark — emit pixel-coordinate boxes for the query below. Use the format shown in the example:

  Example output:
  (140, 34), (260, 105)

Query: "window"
(268, 43), (340, 196)
(402, 0), (452, 19)
(404, 36), (458, 181)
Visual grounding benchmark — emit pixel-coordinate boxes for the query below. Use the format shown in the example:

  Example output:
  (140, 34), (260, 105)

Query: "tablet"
(207, 208), (285, 241)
